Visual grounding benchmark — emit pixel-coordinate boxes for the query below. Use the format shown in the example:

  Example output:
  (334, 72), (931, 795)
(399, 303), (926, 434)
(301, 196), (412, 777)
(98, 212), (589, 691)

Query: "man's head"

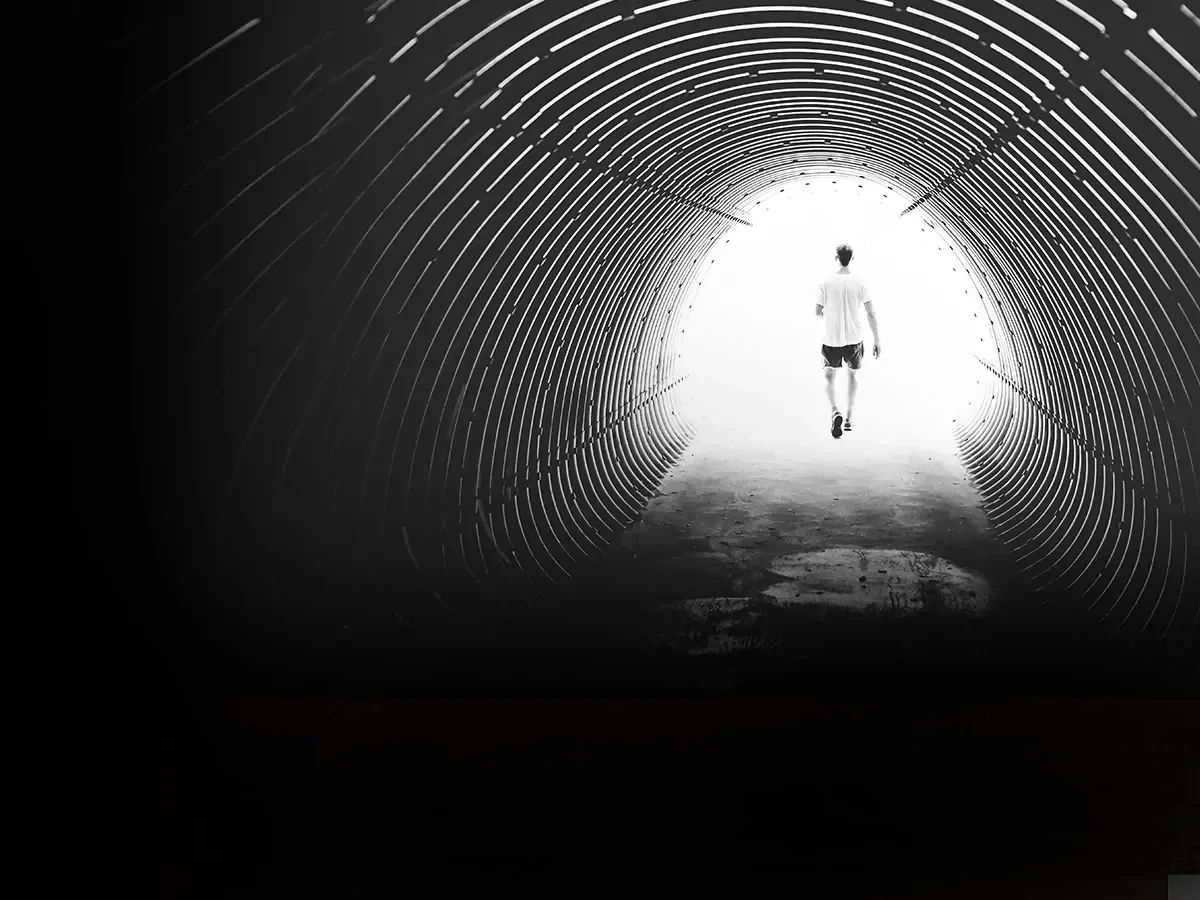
(836, 244), (853, 267)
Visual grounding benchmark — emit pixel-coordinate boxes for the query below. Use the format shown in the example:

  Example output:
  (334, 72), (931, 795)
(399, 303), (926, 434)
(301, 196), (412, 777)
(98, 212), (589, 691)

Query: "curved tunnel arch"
(102, 0), (1197, 670)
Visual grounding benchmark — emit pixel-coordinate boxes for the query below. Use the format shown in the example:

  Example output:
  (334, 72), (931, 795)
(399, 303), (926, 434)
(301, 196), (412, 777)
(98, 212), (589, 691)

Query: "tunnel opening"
(675, 175), (995, 455)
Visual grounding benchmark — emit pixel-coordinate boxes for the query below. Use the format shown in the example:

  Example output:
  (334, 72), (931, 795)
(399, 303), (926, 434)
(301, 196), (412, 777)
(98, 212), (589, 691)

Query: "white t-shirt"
(818, 271), (870, 347)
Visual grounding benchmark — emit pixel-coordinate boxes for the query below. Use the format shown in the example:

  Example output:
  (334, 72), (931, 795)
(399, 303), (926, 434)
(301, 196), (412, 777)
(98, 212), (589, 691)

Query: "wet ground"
(397, 382), (1168, 683)
(540, 422), (1155, 694)
(140, 413), (1198, 893)
(249, 410), (1184, 698)
(600, 430), (1006, 640)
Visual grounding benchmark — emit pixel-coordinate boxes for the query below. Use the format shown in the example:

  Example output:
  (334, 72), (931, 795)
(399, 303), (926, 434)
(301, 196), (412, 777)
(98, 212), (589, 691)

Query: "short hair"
(836, 244), (853, 266)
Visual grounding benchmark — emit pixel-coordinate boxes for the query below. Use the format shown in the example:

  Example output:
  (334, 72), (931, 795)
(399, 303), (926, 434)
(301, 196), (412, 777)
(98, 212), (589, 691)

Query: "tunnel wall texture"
(93, 0), (1197, 664)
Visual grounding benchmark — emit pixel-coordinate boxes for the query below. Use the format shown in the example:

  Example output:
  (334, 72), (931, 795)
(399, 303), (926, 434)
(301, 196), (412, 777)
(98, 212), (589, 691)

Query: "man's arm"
(864, 299), (881, 358)
(816, 284), (824, 318)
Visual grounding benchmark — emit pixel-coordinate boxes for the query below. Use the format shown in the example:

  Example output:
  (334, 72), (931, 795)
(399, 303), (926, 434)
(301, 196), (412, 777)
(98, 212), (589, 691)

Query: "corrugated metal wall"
(101, 0), (1197, 667)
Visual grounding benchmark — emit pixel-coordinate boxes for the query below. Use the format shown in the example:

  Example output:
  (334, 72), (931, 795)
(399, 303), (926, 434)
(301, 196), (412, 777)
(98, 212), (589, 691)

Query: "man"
(816, 244), (881, 438)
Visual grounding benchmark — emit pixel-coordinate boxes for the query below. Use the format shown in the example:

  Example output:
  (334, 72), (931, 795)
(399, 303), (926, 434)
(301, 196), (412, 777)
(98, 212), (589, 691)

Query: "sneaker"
(843, 417), (852, 432)
(831, 411), (843, 439)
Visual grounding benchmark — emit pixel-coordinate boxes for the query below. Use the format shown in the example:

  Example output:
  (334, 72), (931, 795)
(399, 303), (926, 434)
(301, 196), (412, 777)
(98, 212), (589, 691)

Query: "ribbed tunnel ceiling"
(107, 0), (1198, 664)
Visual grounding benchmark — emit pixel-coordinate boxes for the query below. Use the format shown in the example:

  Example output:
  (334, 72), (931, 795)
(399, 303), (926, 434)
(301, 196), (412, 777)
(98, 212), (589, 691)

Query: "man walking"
(816, 244), (881, 438)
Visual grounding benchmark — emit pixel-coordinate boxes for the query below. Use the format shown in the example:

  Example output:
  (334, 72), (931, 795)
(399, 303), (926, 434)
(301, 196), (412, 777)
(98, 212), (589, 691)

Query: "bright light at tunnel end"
(676, 177), (996, 458)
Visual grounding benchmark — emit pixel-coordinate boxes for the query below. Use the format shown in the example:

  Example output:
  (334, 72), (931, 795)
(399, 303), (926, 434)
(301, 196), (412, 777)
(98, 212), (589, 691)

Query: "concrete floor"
(141, 404), (1198, 892)
(548, 418), (1138, 692)
(304, 396), (1167, 695)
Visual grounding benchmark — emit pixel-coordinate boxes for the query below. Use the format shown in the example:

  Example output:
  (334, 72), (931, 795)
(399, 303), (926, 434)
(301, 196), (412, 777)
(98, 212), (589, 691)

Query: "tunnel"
(85, 0), (1199, 692)
(78, 1), (1200, 889)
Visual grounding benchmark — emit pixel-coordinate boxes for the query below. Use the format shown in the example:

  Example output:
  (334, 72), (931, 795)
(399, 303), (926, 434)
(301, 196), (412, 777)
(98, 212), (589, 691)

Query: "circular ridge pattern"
(107, 0), (1197, 666)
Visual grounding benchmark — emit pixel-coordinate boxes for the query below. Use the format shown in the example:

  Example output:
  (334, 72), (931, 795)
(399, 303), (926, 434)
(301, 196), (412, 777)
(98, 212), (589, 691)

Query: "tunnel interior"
(92, 0), (1199, 690)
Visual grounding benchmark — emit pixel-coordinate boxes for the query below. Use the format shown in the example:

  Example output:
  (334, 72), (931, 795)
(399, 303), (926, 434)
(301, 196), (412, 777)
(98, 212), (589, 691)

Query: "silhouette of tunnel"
(110, 1), (1198, 662)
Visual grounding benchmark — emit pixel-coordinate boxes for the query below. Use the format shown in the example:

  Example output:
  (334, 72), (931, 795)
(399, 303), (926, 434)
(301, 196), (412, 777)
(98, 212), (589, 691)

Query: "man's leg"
(822, 346), (844, 438)
(844, 344), (864, 431)
(824, 366), (844, 438)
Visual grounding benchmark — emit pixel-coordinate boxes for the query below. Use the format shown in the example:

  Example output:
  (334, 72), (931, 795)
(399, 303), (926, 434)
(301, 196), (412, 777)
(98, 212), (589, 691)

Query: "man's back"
(819, 271), (869, 346)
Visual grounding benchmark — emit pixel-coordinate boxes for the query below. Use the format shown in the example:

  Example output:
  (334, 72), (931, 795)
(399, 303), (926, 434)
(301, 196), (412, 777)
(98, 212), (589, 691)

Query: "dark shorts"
(822, 342), (864, 369)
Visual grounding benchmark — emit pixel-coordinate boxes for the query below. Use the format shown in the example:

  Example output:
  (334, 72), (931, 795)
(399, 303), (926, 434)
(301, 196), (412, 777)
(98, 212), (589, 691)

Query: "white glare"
(677, 180), (993, 458)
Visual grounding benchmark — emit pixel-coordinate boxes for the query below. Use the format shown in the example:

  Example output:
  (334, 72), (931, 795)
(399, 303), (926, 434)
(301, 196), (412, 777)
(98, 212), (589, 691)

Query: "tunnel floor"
(149, 426), (1197, 888)
(558, 427), (1160, 694)
(260, 414), (1187, 697)
(147, 423), (1197, 891)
